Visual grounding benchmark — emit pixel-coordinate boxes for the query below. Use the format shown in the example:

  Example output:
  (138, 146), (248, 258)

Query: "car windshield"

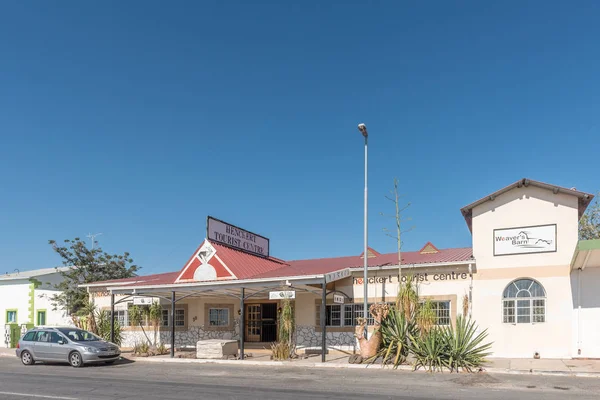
(57, 328), (101, 342)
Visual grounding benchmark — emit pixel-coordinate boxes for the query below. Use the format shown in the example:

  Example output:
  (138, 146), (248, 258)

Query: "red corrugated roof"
(284, 246), (473, 276)
(94, 271), (180, 286)
(89, 242), (473, 287)
(209, 242), (289, 280)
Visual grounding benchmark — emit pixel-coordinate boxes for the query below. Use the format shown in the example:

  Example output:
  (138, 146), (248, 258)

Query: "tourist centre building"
(84, 178), (600, 359)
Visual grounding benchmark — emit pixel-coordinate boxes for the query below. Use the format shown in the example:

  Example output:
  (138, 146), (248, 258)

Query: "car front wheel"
(69, 351), (84, 368)
(21, 351), (34, 366)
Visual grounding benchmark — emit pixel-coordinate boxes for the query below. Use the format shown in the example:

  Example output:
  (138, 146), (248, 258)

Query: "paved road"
(0, 357), (599, 400)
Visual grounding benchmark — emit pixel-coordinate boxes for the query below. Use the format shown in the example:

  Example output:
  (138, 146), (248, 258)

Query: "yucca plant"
(368, 307), (416, 368)
(442, 315), (492, 373)
(409, 327), (447, 372)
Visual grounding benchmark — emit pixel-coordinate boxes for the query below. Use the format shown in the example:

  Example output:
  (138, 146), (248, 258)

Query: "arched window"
(502, 278), (546, 324)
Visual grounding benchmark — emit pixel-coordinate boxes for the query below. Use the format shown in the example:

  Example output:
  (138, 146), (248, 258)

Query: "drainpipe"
(577, 268), (581, 356)
(468, 263), (473, 319)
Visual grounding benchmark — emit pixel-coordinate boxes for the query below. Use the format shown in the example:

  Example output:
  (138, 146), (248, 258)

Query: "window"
(502, 278), (546, 324)
(36, 331), (51, 342)
(49, 332), (63, 343)
(6, 310), (17, 323)
(175, 309), (185, 327)
(22, 331), (37, 341)
(37, 311), (46, 326)
(430, 301), (451, 326)
(114, 310), (128, 327)
(208, 308), (229, 327)
(161, 309), (169, 327)
(323, 303), (387, 327)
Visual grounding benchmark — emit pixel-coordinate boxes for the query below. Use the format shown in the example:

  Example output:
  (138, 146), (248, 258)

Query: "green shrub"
(369, 307), (416, 368)
(156, 343), (168, 355)
(442, 315), (492, 373)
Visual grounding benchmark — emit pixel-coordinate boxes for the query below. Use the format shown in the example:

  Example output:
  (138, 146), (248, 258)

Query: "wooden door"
(245, 304), (261, 342)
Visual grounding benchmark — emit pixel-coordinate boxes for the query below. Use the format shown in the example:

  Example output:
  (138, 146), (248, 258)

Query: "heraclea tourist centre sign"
(493, 224), (557, 256)
(207, 216), (270, 257)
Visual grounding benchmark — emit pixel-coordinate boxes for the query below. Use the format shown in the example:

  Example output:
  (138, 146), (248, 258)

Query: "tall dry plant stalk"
(462, 294), (469, 317)
(416, 299), (436, 335)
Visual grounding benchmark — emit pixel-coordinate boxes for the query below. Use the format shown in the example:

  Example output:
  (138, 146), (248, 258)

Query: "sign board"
(333, 294), (345, 304)
(207, 216), (270, 257)
(269, 291), (295, 300)
(494, 224), (557, 256)
(133, 296), (157, 305)
(325, 268), (351, 283)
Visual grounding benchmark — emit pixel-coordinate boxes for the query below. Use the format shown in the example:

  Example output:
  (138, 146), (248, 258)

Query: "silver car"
(16, 327), (121, 367)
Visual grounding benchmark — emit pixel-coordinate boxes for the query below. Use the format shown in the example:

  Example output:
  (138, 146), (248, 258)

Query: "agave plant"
(368, 307), (416, 368)
(409, 327), (447, 372)
(442, 315), (492, 373)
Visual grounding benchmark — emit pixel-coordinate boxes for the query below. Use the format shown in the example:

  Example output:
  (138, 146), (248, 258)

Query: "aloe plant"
(442, 315), (492, 373)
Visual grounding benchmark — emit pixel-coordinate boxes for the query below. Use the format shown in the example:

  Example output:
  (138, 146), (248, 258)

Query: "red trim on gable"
(175, 240), (234, 282)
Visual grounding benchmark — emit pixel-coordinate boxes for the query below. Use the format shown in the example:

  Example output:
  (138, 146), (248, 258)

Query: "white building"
(1, 267), (71, 348)
(84, 178), (600, 359)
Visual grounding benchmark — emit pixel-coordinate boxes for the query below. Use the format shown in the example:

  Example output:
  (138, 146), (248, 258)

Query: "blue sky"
(1, 1), (598, 275)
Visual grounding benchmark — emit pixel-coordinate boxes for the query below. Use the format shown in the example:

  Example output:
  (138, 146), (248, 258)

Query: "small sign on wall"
(133, 296), (157, 305)
(494, 224), (557, 256)
(269, 291), (296, 300)
(333, 294), (345, 304)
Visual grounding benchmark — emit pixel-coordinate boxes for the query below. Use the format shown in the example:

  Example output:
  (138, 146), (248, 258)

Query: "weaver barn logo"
(494, 224), (557, 256)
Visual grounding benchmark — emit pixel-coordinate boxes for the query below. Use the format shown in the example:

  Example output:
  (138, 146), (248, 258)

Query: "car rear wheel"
(21, 351), (34, 366)
(69, 351), (84, 368)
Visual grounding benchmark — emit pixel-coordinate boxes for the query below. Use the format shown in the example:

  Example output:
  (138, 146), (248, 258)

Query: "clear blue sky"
(1, 1), (598, 275)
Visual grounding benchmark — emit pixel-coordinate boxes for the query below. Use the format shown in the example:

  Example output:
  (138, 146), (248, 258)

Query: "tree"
(381, 178), (414, 278)
(580, 193), (600, 240)
(49, 237), (139, 315)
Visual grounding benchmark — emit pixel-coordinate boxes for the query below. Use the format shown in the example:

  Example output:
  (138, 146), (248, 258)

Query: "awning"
(571, 239), (600, 270)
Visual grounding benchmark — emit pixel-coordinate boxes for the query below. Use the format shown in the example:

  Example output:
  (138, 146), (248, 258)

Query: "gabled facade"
(85, 178), (598, 359)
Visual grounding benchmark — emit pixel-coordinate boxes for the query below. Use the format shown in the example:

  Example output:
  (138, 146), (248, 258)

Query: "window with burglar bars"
(208, 308), (229, 326)
(114, 310), (128, 327)
(430, 301), (451, 326)
(160, 309), (186, 327)
(322, 303), (389, 327)
(502, 278), (546, 324)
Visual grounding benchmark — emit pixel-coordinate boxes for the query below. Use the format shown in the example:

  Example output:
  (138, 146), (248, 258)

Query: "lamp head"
(357, 123), (368, 137)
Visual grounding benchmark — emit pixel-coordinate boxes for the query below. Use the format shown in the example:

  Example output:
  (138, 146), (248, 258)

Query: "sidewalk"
(1, 346), (598, 377)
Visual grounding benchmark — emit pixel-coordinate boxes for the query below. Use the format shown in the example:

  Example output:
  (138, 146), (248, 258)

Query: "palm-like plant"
(442, 315), (492, 373)
(95, 309), (123, 346)
(368, 307), (416, 368)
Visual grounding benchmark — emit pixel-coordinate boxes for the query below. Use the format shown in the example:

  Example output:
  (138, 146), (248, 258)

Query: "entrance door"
(261, 304), (277, 342)
(246, 305), (261, 342)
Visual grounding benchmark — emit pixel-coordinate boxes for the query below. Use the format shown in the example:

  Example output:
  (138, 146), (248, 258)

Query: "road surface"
(0, 357), (599, 399)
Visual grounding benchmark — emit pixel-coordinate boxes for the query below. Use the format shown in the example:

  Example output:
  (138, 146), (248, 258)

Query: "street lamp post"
(358, 123), (368, 338)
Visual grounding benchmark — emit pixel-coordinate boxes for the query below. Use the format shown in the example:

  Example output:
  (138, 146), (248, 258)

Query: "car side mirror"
(58, 340), (65, 345)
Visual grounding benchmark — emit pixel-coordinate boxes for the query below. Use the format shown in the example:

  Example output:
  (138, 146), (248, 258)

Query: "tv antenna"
(87, 233), (103, 249)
